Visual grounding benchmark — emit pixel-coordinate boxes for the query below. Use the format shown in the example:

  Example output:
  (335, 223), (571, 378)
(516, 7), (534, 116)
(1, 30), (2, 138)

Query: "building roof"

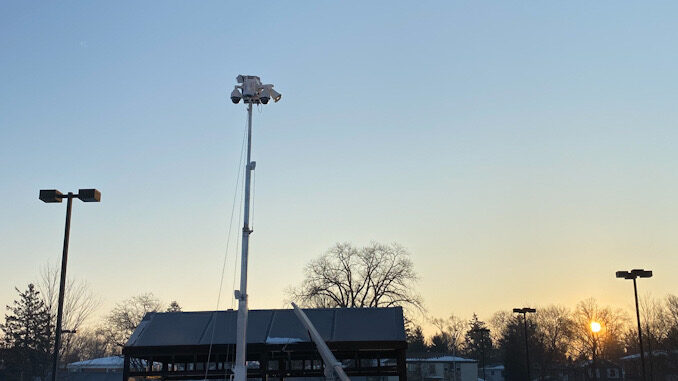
(620, 350), (674, 360)
(67, 356), (124, 369)
(407, 355), (477, 363)
(125, 307), (405, 349)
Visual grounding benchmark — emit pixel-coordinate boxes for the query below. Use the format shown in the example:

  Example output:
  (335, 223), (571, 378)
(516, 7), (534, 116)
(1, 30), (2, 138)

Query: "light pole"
(513, 307), (536, 381)
(616, 269), (653, 381)
(39, 188), (101, 381)
(472, 327), (490, 381)
(230, 75), (281, 381)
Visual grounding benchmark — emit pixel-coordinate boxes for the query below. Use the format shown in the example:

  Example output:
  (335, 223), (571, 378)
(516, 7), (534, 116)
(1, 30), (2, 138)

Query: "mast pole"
(234, 102), (254, 381)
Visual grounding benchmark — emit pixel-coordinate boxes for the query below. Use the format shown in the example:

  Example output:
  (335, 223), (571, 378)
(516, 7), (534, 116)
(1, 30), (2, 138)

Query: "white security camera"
(231, 88), (242, 104)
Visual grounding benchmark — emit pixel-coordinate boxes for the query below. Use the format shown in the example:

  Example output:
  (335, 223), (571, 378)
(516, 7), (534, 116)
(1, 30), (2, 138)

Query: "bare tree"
(62, 328), (114, 363)
(101, 293), (163, 352)
(431, 314), (466, 354)
(640, 294), (672, 349)
(37, 262), (100, 363)
(489, 310), (513, 343)
(536, 305), (574, 359)
(535, 305), (574, 374)
(667, 294), (678, 326)
(287, 242), (423, 313)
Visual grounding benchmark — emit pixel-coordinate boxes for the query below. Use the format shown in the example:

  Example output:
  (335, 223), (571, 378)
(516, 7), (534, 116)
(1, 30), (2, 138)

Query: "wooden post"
(397, 349), (408, 381)
(123, 355), (130, 381)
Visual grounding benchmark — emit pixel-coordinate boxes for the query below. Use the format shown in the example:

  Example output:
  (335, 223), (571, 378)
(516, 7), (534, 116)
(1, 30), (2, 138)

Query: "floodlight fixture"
(616, 271), (633, 279)
(77, 188), (101, 202)
(40, 189), (64, 203)
(631, 269), (653, 278)
(269, 88), (282, 102)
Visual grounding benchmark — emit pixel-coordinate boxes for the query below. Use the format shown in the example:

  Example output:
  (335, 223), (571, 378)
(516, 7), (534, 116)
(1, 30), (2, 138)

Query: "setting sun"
(590, 321), (602, 333)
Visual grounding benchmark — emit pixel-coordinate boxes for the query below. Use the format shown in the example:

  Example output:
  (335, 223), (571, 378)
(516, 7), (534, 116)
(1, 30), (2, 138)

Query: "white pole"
(234, 102), (254, 381)
(291, 303), (351, 381)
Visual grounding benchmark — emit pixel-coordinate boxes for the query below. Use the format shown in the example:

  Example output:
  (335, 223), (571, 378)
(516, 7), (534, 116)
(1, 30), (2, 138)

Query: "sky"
(1, 1), (677, 335)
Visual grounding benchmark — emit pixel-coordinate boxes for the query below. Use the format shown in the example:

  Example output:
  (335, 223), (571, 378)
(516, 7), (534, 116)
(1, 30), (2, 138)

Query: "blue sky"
(2, 1), (677, 330)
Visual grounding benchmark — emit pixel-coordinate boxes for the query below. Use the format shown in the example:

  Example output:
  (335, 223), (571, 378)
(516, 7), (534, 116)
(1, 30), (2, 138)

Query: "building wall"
(482, 367), (504, 381)
(407, 361), (478, 381)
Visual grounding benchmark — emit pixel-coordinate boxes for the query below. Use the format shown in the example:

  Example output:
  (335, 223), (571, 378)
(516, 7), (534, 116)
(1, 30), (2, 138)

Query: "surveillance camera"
(231, 88), (242, 104)
(259, 88), (270, 104)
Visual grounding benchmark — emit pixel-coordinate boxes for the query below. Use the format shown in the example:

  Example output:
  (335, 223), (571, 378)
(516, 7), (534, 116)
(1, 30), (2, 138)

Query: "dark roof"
(125, 307), (405, 348)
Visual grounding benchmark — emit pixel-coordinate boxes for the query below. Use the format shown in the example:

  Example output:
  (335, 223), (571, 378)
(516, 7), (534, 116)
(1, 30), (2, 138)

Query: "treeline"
(408, 296), (678, 380)
(0, 264), (179, 380)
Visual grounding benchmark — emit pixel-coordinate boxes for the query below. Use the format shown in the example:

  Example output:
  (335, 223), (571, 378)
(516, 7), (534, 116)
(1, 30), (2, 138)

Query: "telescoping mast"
(230, 76), (349, 381)
(230, 75), (281, 381)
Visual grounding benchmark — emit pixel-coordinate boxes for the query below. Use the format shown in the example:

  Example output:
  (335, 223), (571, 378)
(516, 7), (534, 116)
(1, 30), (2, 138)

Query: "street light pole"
(40, 188), (101, 381)
(230, 75), (281, 381)
(513, 307), (536, 381)
(633, 277), (646, 381)
(617, 269), (652, 381)
(52, 194), (72, 381)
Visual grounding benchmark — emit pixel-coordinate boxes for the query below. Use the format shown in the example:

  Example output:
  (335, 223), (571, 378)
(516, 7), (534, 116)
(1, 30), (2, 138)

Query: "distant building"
(67, 356), (124, 372)
(65, 356), (123, 381)
(578, 359), (624, 381)
(481, 364), (504, 381)
(619, 351), (678, 381)
(407, 354), (478, 381)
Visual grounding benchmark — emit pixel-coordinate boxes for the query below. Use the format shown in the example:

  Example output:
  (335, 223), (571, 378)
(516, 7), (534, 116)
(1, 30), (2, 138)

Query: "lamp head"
(77, 189), (101, 202)
(269, 88), (282, 102)
(631, 269), (653, 278)
(39, 189), (63, 203)
(616, 271), (632, 279)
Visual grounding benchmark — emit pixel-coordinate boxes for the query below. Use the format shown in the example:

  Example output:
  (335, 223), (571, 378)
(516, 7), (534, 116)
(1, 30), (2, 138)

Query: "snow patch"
(266, 337), (303, 344)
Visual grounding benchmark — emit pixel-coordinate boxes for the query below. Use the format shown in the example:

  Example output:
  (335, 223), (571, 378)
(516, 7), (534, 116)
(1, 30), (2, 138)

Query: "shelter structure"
(122, 307), (407, 381)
